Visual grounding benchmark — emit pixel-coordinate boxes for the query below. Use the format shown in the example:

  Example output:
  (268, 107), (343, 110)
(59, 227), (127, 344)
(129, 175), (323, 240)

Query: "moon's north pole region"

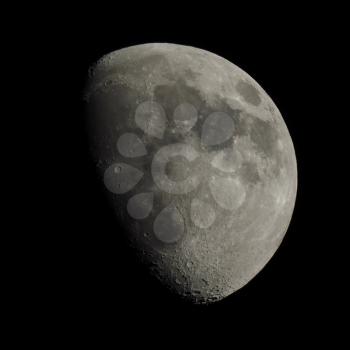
(85, 43), (297, 304)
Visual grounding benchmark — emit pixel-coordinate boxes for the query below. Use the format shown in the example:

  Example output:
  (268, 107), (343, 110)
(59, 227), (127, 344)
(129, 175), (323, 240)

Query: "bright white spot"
(117, 133), (147, 158)
(134, 101), (166, 139)
(114, 165), (122, 173)
(201, 112), (234, 146)
(104, 163), (143, 194)
(190, 199), (216, 229)
(153, 205), (184, 243)
(127, 192), (153, 219)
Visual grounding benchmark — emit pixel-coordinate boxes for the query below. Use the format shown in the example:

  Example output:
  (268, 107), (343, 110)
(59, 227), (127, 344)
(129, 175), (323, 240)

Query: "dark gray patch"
(236, 80), (261, 106)
(200, 94), (248, 137)
(153, 79), (203, 114)
(250, 118), (279, 157)
(247, 117), (285, 178)
(137, 54), (168, 68)
(233, 110), (251, 137)
(239, 162), (260, 184)
(201, 112), (235, 146)
(165, 156), (191, 182)
(183, 68), (200, 80)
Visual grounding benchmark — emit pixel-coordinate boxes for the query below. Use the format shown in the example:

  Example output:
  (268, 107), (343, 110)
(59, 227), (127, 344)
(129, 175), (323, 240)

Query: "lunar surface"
(84, 43), (297, 304)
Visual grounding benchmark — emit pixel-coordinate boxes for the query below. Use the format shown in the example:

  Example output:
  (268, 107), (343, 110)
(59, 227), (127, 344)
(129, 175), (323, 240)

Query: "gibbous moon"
(85, 43), (297, 304)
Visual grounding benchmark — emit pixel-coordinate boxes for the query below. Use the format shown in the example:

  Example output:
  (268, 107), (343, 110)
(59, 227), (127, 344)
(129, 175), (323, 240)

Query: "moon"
(84, 43), (297, 304)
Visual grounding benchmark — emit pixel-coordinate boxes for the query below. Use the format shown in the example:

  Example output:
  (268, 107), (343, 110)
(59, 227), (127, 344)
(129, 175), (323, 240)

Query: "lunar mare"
(85, 43), (297, 304)
(201, 112), (235, 146)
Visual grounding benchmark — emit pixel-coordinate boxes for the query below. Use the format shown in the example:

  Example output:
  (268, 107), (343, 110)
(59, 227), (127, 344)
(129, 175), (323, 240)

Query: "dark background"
(18, 5), (342, 343)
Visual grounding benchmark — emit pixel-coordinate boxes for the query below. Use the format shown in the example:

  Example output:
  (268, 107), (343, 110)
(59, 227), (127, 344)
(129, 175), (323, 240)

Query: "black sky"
(15, 5), (343, 343)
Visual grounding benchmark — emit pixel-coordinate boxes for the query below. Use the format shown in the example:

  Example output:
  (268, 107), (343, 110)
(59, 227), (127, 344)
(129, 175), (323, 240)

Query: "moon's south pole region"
(85, 43), (297, 304)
